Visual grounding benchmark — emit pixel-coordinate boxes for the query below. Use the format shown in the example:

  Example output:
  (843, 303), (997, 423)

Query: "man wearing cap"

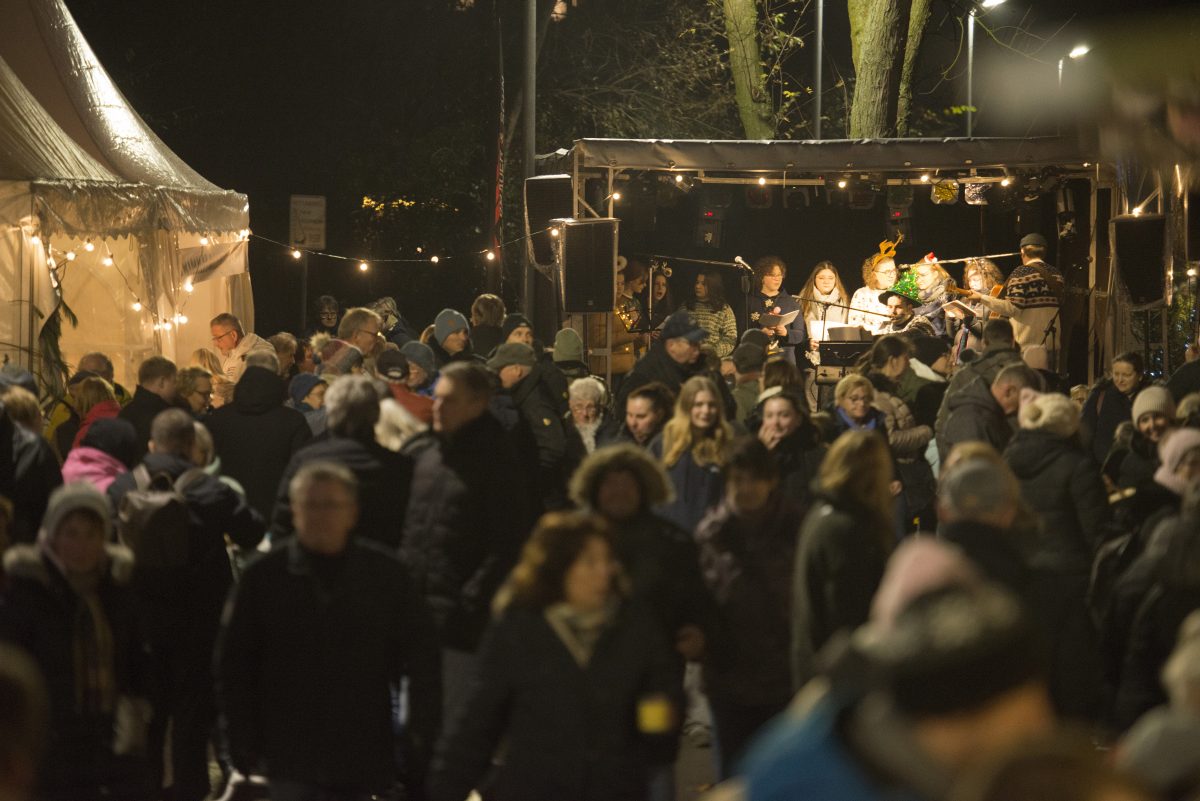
(377, 350), (433, 425)
(487, 343), (577, 509)
(730, 343), (766, 424)
(878, 272), (937, 340)
(430, 309), (484, 368)
(614, 309), (735, 423)
(968, 233), (1064, 359)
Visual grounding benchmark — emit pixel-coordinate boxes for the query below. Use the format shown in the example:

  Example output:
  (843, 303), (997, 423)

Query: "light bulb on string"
(183, 279), (194, 293)
(200, 236), (210, 246)
(1000, 177), (1012, 187)
(30, 235), (40, 245)
(132, 301), (142, 312)
(611, 191), (622, 201)
(757, 177), (767, 186)
(485, 251), (496, 261)
(177, 315), (188, 324)
(84, 241), (95, 252)
(291, 249), (302, 259)
(920, 174), (931, 183)
(675, 175), (684, 184)
(430, 255), (440, 264)
(162, 321), (173, 331)
(416, 246), (424, 254)
(836, 179), (848, 189)
(65, 251), (76, 261)
(358, 261), (369, 272)
(550, 228), (560, 238)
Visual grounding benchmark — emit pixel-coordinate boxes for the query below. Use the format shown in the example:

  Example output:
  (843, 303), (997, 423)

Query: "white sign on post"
(289, 195), (326, 249)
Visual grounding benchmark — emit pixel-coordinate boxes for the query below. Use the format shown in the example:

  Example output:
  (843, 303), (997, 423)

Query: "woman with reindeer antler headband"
(848, 236), (903, 335)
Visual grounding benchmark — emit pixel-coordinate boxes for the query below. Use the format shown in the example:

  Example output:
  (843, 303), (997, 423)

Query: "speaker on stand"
(552, 217), (620, 384)
(525, 175), (574, 268)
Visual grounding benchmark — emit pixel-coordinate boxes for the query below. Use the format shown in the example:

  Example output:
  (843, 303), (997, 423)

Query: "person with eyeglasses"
(848, 253), (900, 336)
(208, 313), (276, 401)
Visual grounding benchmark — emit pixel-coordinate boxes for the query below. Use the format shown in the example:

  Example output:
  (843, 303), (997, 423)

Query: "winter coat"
(1167, 359), (1200, 402)
(792, 495), (889, 686)
(401, 413), (533, 651)
(205, 366), (313, 523)
(732, 380), (760, 424)
(867, 374), (932, 459)
(0, 414), (62, 544)
(935, 345), (1023, 436)
(470, 324), (504, 359)
(61, 446), (128, 493)
(937, 376), (1013, 461)
(938, 520), (1032, 604)
(1081, 379), (1144, 467)
(508, 366), (579, 509)
(649, 437), (725, 534)
(771, 426), (826, 507)
(217, 538), (440, 790)
(1115, 432), (1161, 491)
(429, 338), (485, 369)
(271, 435), (412, 548)
(695, 493), (807, 709)
(72, 399), (122, 452)
(614, 342), (735, 424)
(116, 386), (174, 463)
(428, 601), (681, 801)
(0, 545), (152, 801)
(1004, 430), (1111, 574)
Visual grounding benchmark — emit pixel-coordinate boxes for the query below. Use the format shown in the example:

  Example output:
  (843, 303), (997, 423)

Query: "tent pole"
(814, 0), (823, 140)
(522, 0), (537, 318)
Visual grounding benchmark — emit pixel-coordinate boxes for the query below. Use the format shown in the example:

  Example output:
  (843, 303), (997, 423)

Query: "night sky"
(60, 0), (1197, 337)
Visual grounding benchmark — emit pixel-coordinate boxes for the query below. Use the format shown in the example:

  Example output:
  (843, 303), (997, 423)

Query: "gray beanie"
(434, 309), (470, 346)
(400, 341), (436, 376)
(38, 482), (112, 545)
(553, 328), (584, 363)
(1132, 386), (1176, 424)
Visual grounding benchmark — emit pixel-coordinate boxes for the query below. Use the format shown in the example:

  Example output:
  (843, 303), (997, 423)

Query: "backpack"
(117, 466), (208, 574)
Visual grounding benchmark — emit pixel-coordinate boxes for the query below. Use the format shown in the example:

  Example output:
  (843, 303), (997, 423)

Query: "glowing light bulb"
(102, 256), (114, 267)
(291, 249), (302, 260)
(358, 261), (369, 272)
(416, 246), (424, 254)
(1068, 44), (1090, 59)
(162, 321), (173, 331)
(920, 174), (931, 183)
(430, 255), (440, 264)
(29, 235), (40, 245)
(757, 177), (767, 186)
(183, 280), (194, 293)
(84, 241), (95, 252)
(132, 301), (142, 312)
(1000, 177), (1012, 187)
(1188, 268), (1197, 278)
(612, 192), (622, 201)
(177, 315), (189, 324)
(550, 228), (560, 238)
(485, 251), (496, 261)
(675, 175), (684, 184)
(200, 236), (210, 246)
(837, 179), (848, 189)
(65, 251), (76, 261)
(1132, 206), (1143, 216)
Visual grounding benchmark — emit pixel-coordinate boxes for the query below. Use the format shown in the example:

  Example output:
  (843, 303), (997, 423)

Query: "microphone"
(733, 255), (754, 272)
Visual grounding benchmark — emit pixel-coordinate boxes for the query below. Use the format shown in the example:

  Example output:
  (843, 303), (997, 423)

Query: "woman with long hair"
(651, 375), (735, 532)
(430, 511), (680, 801)
(647, 268), (676, 332)
(911, 256), (956, 336)
(756, 389), (826, 504)
(749, 256), (805, 365)
(791, 431), (894, 684)
(950, 258), (1006, 358)
(797, 261), (850, 340)
(683, 269), (738, 359)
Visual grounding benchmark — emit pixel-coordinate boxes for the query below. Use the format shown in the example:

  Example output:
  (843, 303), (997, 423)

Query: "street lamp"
(1058, 43), (1090, 89)
(966, 0), (1006, 137)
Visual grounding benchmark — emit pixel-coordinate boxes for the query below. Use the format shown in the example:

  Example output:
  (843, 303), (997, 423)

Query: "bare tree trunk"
(848, 0), (912, 138)
(723, 0), (776, 139)
(895, 0), (932, 136)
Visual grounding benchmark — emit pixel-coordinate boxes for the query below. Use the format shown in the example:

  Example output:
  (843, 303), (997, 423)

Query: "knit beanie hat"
(1018, 392), (1080, 438)
(501, 313), (533, 341)
(80, 417), (138, 469)
(288, 373), (326, 407)
(400, 341), (436, 377)
(1132, 385), (1176, 424)
(318, 339), (363, 377)
(1155, 428), (1200, 496)
(434, 309), (470, 346)
(38, 482), (112, 545)
(864, 584), (1046, 719)
(554, 328), (584, 363)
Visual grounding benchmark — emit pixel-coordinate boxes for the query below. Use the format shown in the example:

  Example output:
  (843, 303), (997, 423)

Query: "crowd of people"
(0, 236), (1199, 801)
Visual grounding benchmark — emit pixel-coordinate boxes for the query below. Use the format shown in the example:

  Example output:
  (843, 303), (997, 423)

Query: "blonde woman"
(650, 375), (735, 532)
(949, 258), (1006, 357)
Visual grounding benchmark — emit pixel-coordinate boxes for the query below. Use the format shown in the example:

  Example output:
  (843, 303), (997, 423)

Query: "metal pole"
(814, 0), (823, 140)
(966, 12), (975, 137)
(522, 0), (537, 318)
(299, 252), (309, 333)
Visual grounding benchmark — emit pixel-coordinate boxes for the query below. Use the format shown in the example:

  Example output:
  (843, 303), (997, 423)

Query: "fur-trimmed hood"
(3, 543), (135, 588)
(569, 442), (675, 509)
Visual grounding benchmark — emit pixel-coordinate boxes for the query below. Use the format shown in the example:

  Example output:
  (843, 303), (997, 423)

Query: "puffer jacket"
(937, 376), (1013, 461)
(867, 373), (932, 459)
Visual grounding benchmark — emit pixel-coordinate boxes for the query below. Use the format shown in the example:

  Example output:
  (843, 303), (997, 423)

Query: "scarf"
(836, 407), (879, 431)
(544, 600), (617, 667)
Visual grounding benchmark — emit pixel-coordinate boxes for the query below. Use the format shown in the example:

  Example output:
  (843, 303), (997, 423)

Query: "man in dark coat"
(106, 409), (264, 801)
(205, 365), (312, 523)
(487, 343), (580, 510)
(271, 375), (411, 549)
(1168, 347), (1200, 401)
(117, 356), (178, 463)
(613, 310), (734, 422)
(401, 361), (533, 728)
(935, 318), (1023, 438)
(218, 461), (440, 800)
(937, 364), (1042, 461)
(0, 401), (62, 545)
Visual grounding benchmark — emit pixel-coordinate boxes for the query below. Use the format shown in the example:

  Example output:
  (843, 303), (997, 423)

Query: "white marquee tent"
(0, 0), (253, 392)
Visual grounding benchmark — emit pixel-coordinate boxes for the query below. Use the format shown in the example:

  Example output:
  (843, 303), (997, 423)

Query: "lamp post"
(1056, 44), (1089, 133)
(966, 0), (1005, 138)
(814, 0), (823, 140)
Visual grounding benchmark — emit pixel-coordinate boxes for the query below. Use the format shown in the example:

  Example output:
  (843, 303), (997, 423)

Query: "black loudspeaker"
(1113, 214), (1166, 306)
(554, 218), (619, 313)
(525, 175), (573, 266)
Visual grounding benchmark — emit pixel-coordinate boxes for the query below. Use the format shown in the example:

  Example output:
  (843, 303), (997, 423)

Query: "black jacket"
(935, 345), (1023, 436)
(429, 601), (681, 801)
(938, 376), (1013, 461)
(695, 493), (807, 709)
(0, 412), (62, 544)
(401, 413), (533, 651)
(507, 367), (580, 509)
(205, 367), (312, 523)
(117, 386), (174, 463)
(1167, 359), (1200, 402)
(108, 453), (264, 623)
(1004, 429), (1111, 574)
(1081, 379), (1143, 467)
(791, 495), (889, 687)
(216, 538), (440, 790)
(429, 338), (485, 369)
(0, 545), (151, 800)
(939, 520), (1033, 606)
(771, 427), (826, 507)
(613, 343), (735, 423)
(470, 324), (504, 359)
(270, 435), (412, 548)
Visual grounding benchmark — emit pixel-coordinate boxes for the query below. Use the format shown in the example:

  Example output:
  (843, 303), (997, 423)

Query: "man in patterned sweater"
(968, 233), (1063, 360)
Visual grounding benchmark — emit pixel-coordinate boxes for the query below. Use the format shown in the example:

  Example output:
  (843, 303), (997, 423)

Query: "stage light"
(291, 249), (302, 259)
